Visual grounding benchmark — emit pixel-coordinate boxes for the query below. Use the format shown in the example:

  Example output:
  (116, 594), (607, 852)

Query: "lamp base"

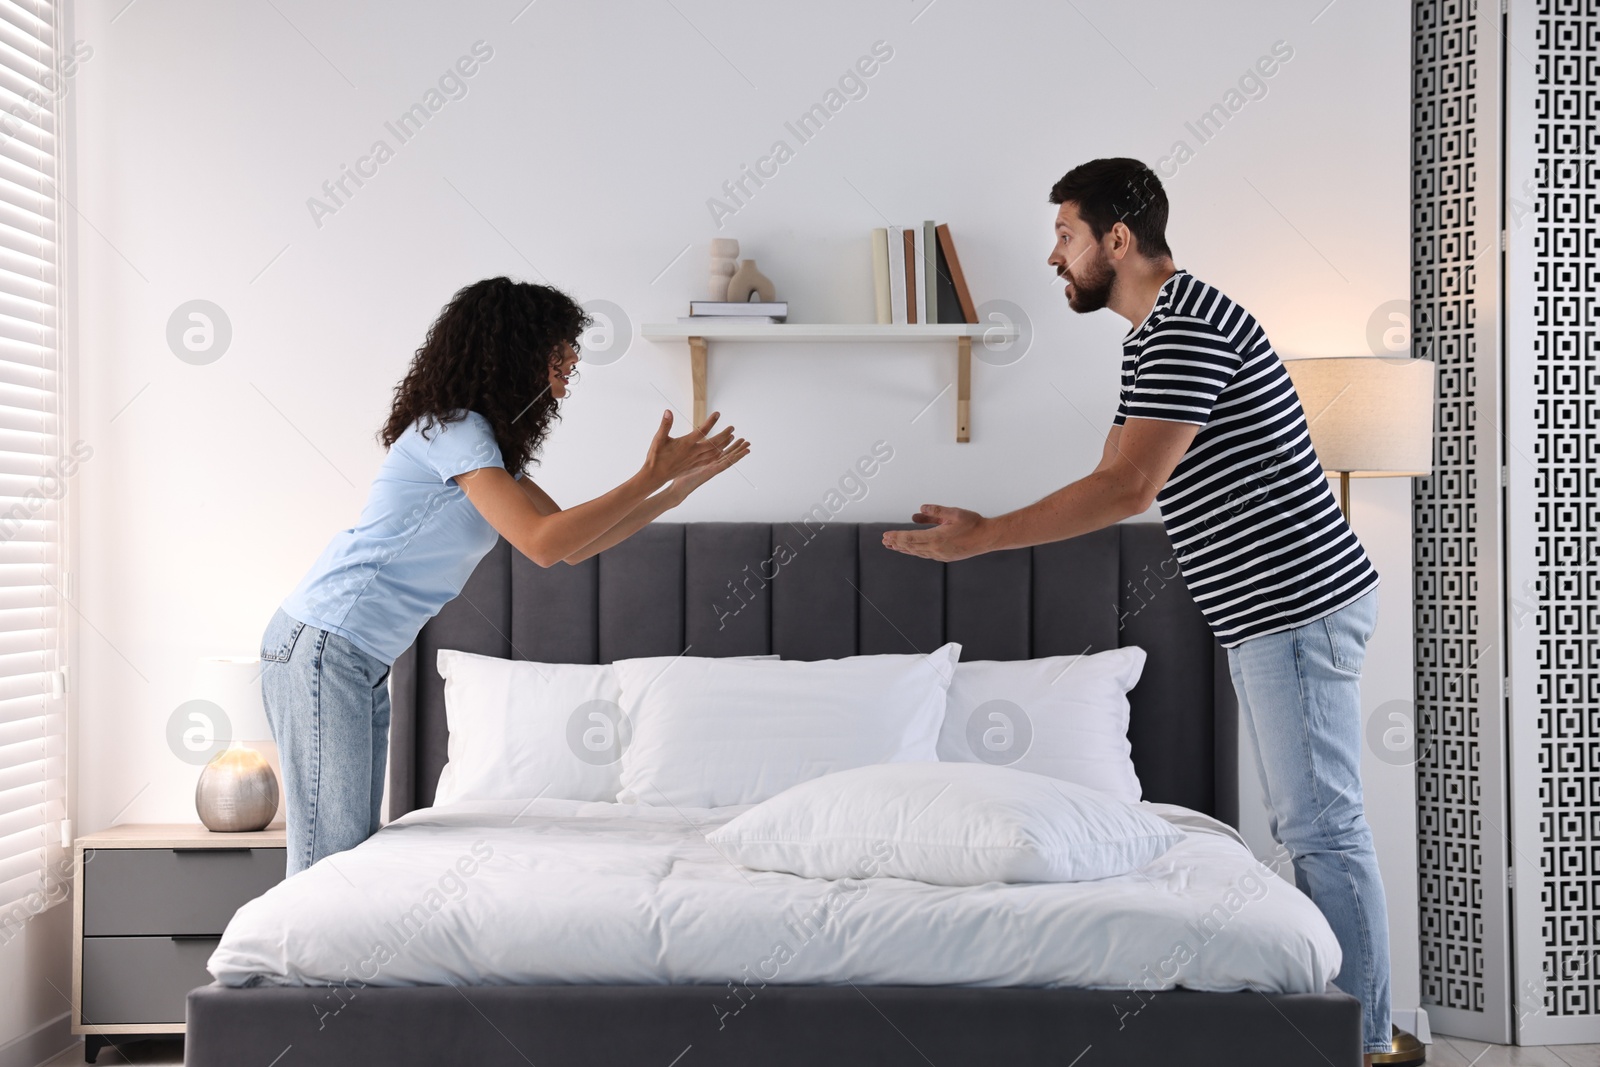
(196, 748), (279, 832)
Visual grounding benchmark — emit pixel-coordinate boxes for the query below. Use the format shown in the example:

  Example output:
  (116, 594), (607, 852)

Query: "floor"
(1428, 1038), (1600, 1067)
(43, 1040), (184, 1065)
(34, 1036), (1600, 1066)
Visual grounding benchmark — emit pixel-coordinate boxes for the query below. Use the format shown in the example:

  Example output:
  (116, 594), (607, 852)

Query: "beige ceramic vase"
(725, 259), (776, 303)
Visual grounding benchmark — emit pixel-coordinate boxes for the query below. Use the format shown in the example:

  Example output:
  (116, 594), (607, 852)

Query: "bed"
(185, 521), (1361, 1066)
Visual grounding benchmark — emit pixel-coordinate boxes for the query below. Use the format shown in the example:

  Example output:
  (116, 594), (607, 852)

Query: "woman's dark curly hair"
(381, 278), (590, 473)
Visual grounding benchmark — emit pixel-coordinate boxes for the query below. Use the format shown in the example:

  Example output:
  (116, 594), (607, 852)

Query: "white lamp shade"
(190, 657), (272, 744)
(1281, 356), (1436, 476)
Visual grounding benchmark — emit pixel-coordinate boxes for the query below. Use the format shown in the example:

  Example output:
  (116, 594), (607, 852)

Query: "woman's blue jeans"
(1228, 588), (1391, 1054)
(259, 608), (391, 876)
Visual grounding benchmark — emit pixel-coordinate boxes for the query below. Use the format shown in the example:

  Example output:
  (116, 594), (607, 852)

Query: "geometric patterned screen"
(1411, 0), (1513, 1043)
(1522, 0), (1599, 1033)
(1414, 0), (1600, 1044)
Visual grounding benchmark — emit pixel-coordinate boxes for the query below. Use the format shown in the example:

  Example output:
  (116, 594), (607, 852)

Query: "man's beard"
(1063, 252), (1114, 313)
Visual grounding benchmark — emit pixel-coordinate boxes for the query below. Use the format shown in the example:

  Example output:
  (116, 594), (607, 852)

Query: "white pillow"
(435, 650), (781, 804)
(937, 647), (1147, 803)
(613, 644), (960, 808)
(707, 762), (1184, 885)
(434, 650), (629, 804)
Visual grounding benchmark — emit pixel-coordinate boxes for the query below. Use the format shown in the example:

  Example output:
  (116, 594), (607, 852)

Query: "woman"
(259, 278), (749, 875)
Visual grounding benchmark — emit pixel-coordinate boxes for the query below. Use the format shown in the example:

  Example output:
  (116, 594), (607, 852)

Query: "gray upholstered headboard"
(387, 521), (1238, 825)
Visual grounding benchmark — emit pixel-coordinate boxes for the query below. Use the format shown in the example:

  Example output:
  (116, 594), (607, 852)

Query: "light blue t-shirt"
(282, 411), (511, 665)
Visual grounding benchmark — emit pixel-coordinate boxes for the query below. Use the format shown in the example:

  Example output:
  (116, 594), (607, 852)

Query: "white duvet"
(208, 799), (1340, 994)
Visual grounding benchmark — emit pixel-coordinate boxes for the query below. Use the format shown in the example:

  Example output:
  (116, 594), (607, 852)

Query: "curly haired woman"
(258, 278), (749, 875)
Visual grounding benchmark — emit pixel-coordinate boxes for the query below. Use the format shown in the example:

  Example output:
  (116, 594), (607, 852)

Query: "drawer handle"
(171, 848), (254, 854)
(170, 935), (222, 942)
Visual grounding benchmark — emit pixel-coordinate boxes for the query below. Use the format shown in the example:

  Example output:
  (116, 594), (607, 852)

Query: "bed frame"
(187, 522), (1361, 1066)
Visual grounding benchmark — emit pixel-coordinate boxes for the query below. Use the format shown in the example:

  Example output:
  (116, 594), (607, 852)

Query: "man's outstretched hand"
(881, 504), (998, 562)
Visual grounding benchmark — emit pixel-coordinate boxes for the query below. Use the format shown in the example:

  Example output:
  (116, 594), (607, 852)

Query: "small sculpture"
(708, 238), (739, 300)
(725, 259), (776, 303)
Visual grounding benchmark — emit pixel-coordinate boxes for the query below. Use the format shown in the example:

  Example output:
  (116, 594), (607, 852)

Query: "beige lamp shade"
(190, 656), (272, 744)
(1281, 356), (1436, 476)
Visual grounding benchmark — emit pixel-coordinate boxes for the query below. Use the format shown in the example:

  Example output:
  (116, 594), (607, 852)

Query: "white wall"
(0, 904), (69, 1067)
(49, 0), (1417, 1040)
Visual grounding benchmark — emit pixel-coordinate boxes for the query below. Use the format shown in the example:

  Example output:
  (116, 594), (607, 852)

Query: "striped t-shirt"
(1114, 270), (1379, 646)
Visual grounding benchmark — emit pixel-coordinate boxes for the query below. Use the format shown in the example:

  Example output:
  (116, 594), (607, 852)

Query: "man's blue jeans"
(1227, 588), (1391, 1055)
(259, 608), (391, 876)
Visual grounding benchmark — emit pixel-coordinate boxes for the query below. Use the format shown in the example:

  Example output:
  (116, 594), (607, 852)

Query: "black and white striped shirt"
(1114, 270), (1379, 647)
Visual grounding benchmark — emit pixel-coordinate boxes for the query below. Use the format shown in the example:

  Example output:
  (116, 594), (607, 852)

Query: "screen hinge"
(1507, 866), (1515, 889)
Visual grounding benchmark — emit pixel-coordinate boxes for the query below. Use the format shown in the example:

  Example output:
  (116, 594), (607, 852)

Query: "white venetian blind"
(0, 0), (65, 917)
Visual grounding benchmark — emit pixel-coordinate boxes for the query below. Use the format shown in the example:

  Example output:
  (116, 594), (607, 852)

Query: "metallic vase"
(195, 748), (279, 832)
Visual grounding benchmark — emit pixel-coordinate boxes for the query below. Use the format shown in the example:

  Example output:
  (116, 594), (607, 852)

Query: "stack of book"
(871, 222), (977, 325)
(678, 301), (788, 324)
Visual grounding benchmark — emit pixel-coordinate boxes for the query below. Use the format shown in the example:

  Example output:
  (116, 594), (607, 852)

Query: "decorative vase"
(708, 238), (739, 300)
(725, 259), (776, 303)
(196, 747), (279, 832)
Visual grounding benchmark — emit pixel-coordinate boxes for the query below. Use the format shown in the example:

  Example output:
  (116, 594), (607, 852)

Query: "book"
(911, 225), (927, 324)
(922, 220), (939, 325)
(871, 228), (891, 325)
(887, 226), (906, 325)
(935, 223), (977, 324)
(688, 301), (788, 318)
(908, 227), (921, 323)
(934, 240), (965, 325)
(677, 316), (781, 324)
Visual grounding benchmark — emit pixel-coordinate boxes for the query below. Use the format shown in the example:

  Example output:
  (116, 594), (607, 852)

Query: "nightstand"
(71, 823), (286, 1063)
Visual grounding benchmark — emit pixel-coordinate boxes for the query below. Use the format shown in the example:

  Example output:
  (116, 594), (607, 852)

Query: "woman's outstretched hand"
(642, 410), (740, 487)
(666, 432), (751, 504)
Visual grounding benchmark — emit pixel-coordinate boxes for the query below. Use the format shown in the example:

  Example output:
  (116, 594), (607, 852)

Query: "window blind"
(0, 0), (66, 923)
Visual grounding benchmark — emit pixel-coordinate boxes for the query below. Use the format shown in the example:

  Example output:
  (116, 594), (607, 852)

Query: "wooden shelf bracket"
(689, 336), (708, 427)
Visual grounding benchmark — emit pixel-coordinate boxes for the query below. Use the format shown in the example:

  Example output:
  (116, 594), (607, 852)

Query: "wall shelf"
(639, 322), (1017, 443)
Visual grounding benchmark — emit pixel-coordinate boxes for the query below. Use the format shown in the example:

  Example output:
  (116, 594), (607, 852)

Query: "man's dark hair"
(1049, 158), (1172, 259)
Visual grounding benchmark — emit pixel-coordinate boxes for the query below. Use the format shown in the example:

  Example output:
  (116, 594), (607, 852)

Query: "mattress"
(208, 799), (1340, 994)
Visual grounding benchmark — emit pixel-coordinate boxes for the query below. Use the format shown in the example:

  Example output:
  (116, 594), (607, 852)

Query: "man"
(883, 157), (1417, 1066)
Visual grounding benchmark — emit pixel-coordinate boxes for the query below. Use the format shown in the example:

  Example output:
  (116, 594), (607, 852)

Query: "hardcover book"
(902, 228), (918, 324)
(935, 223), (977, 324)
(688, 302), (788, 319)
(871, 228), (891, 325)
(888, 226), (907, 325)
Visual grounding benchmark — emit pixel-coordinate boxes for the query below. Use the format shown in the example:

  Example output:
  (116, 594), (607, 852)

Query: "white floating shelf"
(640, 322), (1019, 442)
(640, 322), (1013, 343)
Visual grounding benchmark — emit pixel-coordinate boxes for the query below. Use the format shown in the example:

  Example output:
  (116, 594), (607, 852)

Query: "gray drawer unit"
(81, 937), (220, 1025)
(83, 848), (284, 936)
(72, 825), (286, 1059)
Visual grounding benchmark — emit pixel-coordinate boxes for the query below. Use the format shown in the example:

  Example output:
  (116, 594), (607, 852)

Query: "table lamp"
(191, 657), (279, 832)
(1281, 356), (1436, 521)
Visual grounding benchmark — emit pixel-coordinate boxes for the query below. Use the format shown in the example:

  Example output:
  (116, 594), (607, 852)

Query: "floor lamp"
(1281, 356), (1437, 522)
